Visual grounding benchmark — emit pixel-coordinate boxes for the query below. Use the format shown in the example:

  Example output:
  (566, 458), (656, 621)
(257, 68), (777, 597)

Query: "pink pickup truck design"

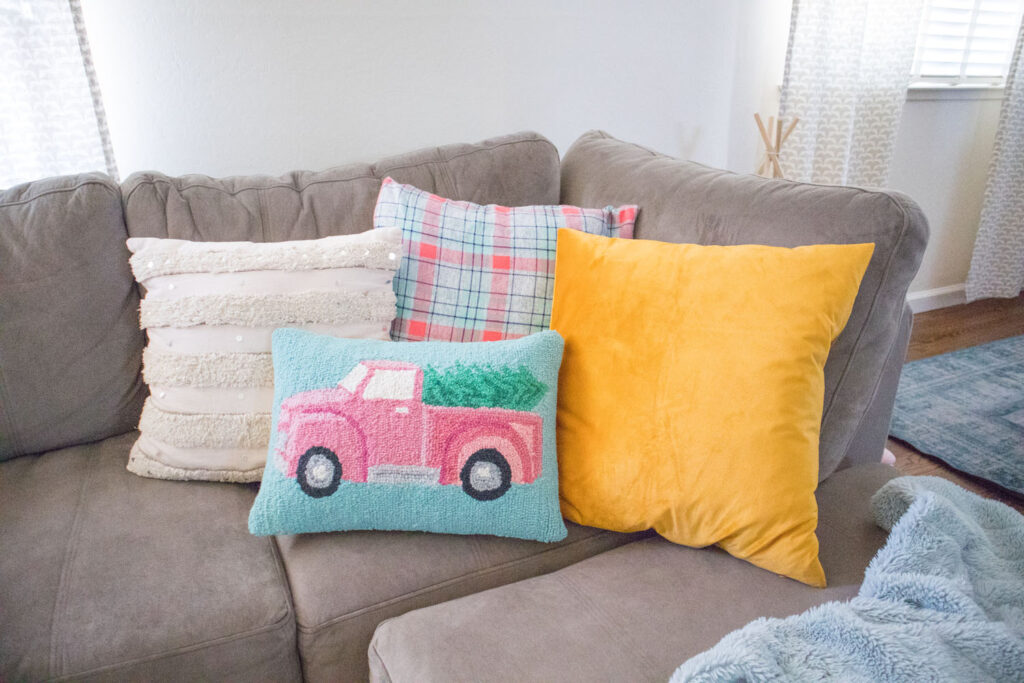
(274, 360), (543, 501)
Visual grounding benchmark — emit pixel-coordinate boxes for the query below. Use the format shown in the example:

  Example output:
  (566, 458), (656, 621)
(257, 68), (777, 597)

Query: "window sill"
(906, 85), (1005, 102)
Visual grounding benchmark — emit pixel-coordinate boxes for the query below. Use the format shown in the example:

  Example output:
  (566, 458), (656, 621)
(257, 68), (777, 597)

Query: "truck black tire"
(297, 446), (342, 498)
(460, 448), (512, 501)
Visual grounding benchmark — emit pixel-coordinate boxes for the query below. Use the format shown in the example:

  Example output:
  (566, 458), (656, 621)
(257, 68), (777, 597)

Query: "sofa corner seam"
(296, 530), (631, 633)
(47, 453), (99, 677)
(51, 603), (296, 681)
(0, 353), (24, 457)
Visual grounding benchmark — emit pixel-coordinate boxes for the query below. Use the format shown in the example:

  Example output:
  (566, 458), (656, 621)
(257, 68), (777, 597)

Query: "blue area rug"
(890, 334), (1024, 495)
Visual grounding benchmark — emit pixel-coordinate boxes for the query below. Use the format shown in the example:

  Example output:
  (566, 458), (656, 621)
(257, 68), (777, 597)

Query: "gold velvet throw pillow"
(550, 229), (874, 587)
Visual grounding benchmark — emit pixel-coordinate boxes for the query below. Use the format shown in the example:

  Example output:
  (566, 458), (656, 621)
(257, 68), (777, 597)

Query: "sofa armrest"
(836, 301), (912, 472)
(559, 131), (927, 480)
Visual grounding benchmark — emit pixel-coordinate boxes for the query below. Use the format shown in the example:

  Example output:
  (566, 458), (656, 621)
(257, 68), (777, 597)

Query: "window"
(339, 363), (369, 393)
(911, 0), (1024, 86)
(0, 0), (117, 186)
(362, 370), (417, 401)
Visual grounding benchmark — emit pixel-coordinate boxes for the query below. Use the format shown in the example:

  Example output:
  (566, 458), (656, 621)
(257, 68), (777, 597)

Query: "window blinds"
(912, 0), (1024, 84)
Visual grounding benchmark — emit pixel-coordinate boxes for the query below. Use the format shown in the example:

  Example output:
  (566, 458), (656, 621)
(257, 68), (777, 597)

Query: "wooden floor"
(887, 292), (1024, 513)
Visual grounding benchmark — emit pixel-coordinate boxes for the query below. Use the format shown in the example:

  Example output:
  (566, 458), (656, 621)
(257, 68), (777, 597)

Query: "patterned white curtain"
(779, 0), (924, 186)
(966, 20), (1024, 301)
(0, 0), (116, 188)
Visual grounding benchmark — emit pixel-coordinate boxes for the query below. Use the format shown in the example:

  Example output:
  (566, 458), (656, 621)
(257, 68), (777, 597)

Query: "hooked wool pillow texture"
(550, 229), (874, 587)
(126, 229), (402, 482)
(248, 328), (567, 542)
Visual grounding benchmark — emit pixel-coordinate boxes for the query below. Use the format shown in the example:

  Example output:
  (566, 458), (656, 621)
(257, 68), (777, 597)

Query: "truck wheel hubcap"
(306, 453), (335, 488)
(469, 461), (502, 491)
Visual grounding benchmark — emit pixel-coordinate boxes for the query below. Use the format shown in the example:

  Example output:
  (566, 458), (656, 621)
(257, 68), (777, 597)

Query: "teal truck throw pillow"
(248, 328), (567, 542)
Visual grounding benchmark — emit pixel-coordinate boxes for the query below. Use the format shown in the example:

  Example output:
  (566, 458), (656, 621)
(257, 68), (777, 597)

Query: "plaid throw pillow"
(374, 177), (637, 342)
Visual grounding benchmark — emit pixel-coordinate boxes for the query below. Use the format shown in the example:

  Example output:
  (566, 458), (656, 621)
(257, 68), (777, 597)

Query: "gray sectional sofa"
(0, 130), (927, 681)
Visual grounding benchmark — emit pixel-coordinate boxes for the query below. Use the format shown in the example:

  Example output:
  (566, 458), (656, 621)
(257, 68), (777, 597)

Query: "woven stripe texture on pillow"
(374, 177), (637, 342)
(124, 229), (402, 482)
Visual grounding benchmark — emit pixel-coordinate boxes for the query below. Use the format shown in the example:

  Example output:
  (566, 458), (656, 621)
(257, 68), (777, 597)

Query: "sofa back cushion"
(560, 131), (928, 481)
(0, 174), (146, 459)
(121, 132), (560, 241)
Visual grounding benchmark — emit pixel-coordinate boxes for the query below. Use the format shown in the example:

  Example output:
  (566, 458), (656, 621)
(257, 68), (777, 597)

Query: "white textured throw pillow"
(126, 228), (403, 482)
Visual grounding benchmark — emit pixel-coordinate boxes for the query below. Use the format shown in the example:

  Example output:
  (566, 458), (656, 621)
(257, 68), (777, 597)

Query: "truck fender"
(282, 412), (369, 483)
(441, 425), (530, 485)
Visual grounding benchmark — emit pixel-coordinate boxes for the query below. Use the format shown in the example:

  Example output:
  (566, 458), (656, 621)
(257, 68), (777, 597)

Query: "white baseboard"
(907, 283), (967, 313)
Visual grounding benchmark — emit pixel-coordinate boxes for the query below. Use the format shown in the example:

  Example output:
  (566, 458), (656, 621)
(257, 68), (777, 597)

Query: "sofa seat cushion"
(275, 517), (650, 681)
(0, 432), (300, 681)
(368, 464), (898, 682)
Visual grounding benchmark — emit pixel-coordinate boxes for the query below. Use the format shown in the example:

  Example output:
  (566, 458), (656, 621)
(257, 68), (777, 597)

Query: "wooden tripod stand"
(755, 113), (799, 179)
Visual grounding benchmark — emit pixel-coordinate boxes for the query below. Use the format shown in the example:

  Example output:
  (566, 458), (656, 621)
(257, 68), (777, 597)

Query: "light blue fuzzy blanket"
(671, 476), (1024, 682)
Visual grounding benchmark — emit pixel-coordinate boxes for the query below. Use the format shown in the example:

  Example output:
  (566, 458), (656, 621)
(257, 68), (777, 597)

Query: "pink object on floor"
(881, 448), (896, 466)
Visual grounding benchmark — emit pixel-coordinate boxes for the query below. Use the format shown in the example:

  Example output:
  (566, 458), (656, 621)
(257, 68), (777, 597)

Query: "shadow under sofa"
(0, 130), (927, 682)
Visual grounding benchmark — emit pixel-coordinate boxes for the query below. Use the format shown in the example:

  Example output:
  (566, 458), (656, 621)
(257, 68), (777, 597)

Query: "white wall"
(81, 0), (994, 307)
(81, 0), (789, 179)
(727, 0), (792, 172)
(888, 93), (1002, 301)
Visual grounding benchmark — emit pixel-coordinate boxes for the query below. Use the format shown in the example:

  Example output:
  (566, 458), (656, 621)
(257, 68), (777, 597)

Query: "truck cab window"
(362, 369), (417, 400)
(339, 363), (369, 393)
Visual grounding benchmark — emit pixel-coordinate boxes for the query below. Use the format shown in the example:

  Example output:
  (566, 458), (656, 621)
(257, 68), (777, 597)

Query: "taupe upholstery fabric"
(1, 132), (923, 682)
(559, 131), (928, 480)
(368, 464), (899, 682)
(0, 174), (145, 460)
(121, 131), (561, 241)
(844, 303), (914, 470)
(277, 524), (650, 682)
(0, 433), (300, 681)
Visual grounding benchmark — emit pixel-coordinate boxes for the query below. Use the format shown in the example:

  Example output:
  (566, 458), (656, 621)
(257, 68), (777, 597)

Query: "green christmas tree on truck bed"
(421, 363), (547, 412)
